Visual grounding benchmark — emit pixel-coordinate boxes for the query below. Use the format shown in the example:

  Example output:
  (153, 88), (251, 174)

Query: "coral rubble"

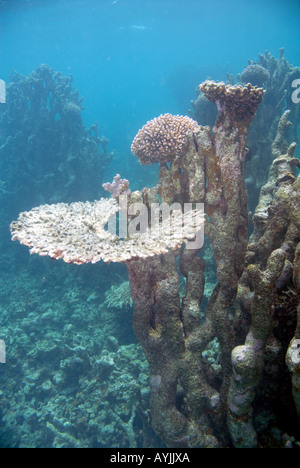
(0, 268), (150, 447)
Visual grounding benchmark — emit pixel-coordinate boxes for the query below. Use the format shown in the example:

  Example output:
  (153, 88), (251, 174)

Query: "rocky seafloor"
(0, 255), (152, 448)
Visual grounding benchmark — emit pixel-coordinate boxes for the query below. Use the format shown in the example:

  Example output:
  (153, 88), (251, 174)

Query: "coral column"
(227, 111), (300, 447)
(127, 251), (219, 448)
(200, 81), (265, 395)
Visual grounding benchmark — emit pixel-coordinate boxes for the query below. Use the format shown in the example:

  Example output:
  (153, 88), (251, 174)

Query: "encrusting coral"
(10, 79), (300, 448)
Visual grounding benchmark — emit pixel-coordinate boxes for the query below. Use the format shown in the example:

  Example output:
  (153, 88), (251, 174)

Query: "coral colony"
(11, 77), (300, 448)
(0, 65), (113, 212)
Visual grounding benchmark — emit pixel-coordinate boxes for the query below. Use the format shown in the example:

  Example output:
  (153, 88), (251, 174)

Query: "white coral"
(10, 198), (204, 264)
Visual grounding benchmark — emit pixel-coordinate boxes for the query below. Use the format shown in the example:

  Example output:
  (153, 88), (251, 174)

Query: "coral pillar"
(227, 111), (300, 447)
(200, 81), (265, 394)
(127, 82), (265, 447)
(285, 188), (300, 421)
(127, 252), (219, 448)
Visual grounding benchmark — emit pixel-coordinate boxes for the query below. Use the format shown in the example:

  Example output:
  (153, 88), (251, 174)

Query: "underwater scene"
(0, 0), (300, 450)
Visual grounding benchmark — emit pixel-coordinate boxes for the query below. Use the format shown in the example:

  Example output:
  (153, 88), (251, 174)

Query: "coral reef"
(191, 49), (300, 211)
(242, 50), (300, 200)
(0, 64), (114, 269)
(124, 82), (268, 448)
(11, 198), (204, 264)
(228, 111), (300, 447)
(9, 78), (300, 448)
(0, 65), (113, 208)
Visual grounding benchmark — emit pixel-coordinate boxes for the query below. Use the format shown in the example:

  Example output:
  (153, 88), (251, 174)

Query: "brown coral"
(131, 113), (199, 165)
(199, 80), (265, 123)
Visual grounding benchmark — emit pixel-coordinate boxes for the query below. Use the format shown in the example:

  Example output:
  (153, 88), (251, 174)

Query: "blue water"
(1, 0), (300, 176)
(1, 0), (300, 449)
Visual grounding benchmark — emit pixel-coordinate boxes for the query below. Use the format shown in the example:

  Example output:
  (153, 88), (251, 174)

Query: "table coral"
(10, 198), (204, 264)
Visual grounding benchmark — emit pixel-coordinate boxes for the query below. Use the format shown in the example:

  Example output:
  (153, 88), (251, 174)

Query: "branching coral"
(0, 64), (114, 261)
(102, 173), (131, 198)
(104, 281), (133, 310)
(131, 113), (199, 165)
